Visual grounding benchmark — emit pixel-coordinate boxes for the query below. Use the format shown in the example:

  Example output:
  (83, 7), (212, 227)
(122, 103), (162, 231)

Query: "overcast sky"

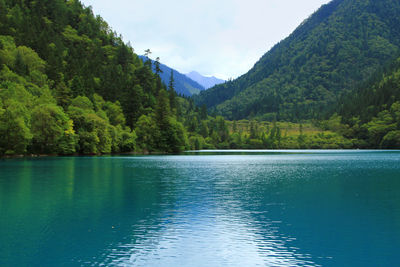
(81, 0), (330, 79)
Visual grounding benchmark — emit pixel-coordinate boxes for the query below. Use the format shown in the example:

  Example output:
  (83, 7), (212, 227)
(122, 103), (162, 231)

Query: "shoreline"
(2, 149), (399, 159)
(0, 151), (153, 159)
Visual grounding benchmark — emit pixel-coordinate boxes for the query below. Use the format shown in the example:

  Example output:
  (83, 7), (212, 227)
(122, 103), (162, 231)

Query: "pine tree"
(0, 0), (7, 34)
(144, 48), (152, 68)
(168, 70), (176, 112)
(155, 89), (171, 130)
(200, 104), (208, 120)
(154, 57), (162, 75)
(14, 51), (28, 76)
(124, 85), (144, 128)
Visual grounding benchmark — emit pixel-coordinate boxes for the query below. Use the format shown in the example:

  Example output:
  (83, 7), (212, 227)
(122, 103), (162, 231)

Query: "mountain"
(185, 71), (225, 89)
(320, 55), (400, 148)
(194, 0), (400, 121)
(139, 56), (205, 96)
(340, 56), (400, 124)
(0, 0), (194, 155)
(1, 0), (399, 156)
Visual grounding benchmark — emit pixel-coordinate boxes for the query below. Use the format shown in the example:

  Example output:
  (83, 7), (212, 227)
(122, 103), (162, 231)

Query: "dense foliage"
(327, 56), (400, 148)
(184, 118), (353, 150)
(195, 0), (400, 121)
(0, 0), (190, 155)
(1, 0), (399, 155)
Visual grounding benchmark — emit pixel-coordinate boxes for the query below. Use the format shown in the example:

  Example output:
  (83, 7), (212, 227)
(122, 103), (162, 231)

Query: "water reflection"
(100, 156), (324, 266)
(1, 152), (400, 266)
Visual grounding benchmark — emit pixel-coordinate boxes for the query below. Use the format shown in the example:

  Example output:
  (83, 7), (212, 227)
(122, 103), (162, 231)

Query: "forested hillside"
(327, 56), (400, 148)
(195, 0), (400, 121)
(0, 0), (196, 155)
(340, 57), (400, 124)
(1, 0), (399, 155)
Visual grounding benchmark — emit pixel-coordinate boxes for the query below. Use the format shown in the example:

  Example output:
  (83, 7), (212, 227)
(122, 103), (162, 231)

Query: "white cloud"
(82, 0), (330, 79)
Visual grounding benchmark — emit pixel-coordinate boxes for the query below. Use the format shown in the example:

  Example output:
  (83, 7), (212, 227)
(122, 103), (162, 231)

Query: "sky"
(81, 0), (331, 80)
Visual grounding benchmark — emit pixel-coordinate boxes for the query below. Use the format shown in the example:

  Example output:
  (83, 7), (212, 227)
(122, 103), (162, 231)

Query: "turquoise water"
(0, 151), (400, 266)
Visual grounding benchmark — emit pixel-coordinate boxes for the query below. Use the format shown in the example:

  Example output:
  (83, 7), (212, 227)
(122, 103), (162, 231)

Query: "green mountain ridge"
(1, 0), (399, 155)
(195, 0), (400, 121)
(331, 55), (400, 148)
(0, 0), (193, 155)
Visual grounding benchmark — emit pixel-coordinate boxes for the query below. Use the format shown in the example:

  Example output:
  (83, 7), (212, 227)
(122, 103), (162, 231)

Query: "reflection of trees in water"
(3, 155), (399, 266)
(0, 157), (170, 266)
(0, 158), (77, 265)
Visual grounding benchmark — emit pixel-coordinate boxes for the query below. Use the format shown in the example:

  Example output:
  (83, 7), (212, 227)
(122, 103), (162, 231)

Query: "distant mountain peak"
(139, 56), (205, 96)
(185, 71), (225, 89)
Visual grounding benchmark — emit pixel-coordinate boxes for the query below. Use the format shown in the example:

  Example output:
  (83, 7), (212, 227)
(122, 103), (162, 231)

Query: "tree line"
(0, 0), (188, 155)
(1, 0), (399, 157)
(194, 0), (400, 122)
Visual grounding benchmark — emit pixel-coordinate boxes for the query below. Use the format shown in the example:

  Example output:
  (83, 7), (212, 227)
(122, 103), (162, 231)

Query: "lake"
(0, 150), (399, 266)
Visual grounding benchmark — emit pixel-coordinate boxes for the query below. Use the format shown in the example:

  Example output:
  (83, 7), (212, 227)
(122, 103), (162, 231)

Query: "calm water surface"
(0, 151), (400, 266)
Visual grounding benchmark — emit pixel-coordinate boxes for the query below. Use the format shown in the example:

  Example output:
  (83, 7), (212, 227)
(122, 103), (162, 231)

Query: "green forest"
(0, 0), (190, 155)
(195, 0), (400, 121)
(0, 0), (400, 157)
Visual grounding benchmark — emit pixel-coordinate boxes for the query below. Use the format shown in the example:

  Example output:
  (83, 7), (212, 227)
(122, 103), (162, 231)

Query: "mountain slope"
(139, 56), (205, 96)
(186, 71), (224, 89)
(195, 0), (400, 121)
(322, 55), (400, 148)
(0, 0), (192, 155)
(340, 56), (400, 124)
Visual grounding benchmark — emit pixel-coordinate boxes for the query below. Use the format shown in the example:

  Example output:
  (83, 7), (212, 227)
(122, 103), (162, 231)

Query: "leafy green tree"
(165, 117), (188, 153)
(199, 121), (209, 138)
(364, 110), (396, 147)
(58, 120), (77, 155)
(0, 100), (32, 155)
(54, 81), (72, 109)
(120, 126), (137, 152)
(70, 95), (94, 110)
(78, 130), (99, 154)
(89, 113), (112, 153)
(103, 100), (126, 126)
(31, 104), (75, 153)
(135, 114), (159, 152)
(381, 131), (400, 148)
(13, 46), (46, 74)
